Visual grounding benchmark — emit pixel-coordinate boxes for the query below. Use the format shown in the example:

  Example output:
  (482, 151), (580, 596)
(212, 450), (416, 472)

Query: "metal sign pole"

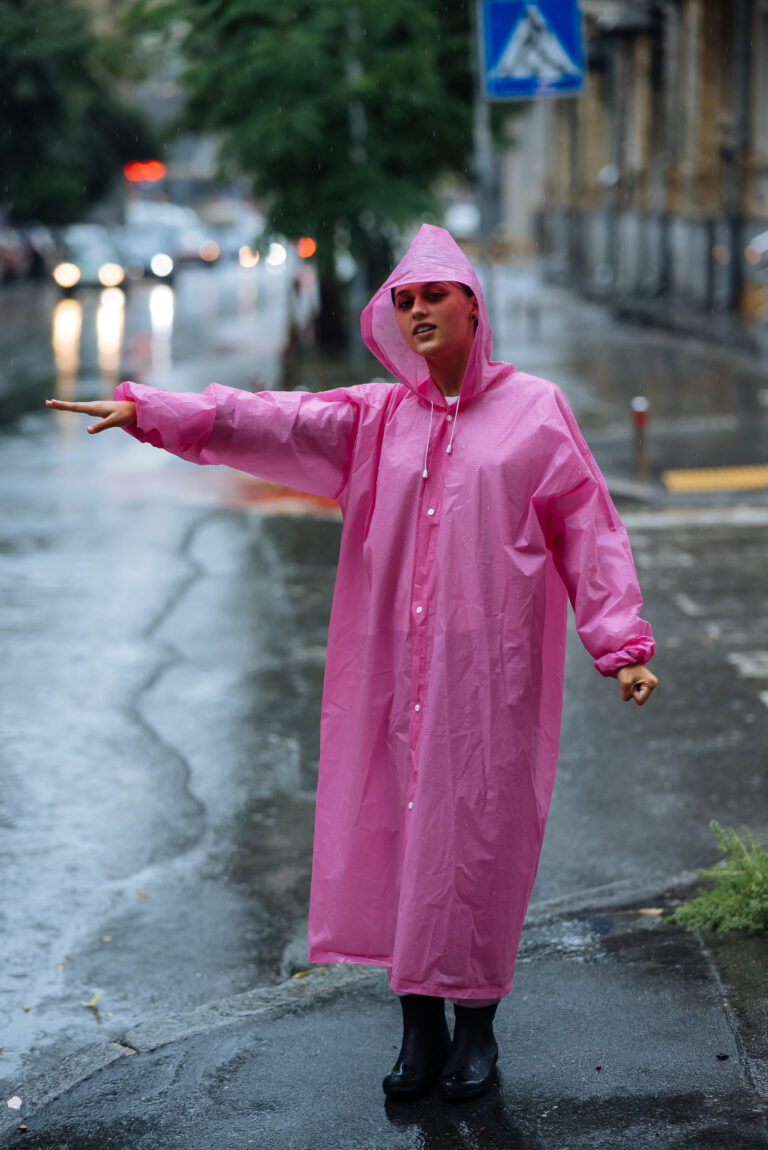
(473, 1), (497, 329)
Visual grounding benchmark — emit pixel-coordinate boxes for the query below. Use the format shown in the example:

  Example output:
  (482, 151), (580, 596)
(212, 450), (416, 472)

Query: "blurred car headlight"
(150, 253), (174, 278)
(98, 262), (125, 288)
(239, 245), (260, 268)
(266, 242), (287, 267)
(53, 262), (81, 288)
(199, 240), (220, 262)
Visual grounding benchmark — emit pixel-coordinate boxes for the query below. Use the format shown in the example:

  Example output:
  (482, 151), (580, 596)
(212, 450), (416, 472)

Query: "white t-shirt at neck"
(445, 394), (460, 405)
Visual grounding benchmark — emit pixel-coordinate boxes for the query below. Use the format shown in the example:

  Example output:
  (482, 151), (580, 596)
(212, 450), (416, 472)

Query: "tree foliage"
(127, 0), (477, 343)
(1, 0), (157, 224)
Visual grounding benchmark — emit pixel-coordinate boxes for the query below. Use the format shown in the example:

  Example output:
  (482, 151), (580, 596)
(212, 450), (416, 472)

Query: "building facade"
(536, 0), (768, 322)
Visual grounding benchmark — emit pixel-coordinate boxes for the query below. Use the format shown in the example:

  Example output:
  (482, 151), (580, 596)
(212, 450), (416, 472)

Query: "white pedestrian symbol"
(490, 4), (580, 83)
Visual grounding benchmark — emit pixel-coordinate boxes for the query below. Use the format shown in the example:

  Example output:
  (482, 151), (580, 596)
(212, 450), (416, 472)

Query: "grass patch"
(670, 821), (768, 934)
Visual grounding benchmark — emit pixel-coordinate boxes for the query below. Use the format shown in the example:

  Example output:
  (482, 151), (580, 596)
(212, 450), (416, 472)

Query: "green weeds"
(670, 821), (768, 934)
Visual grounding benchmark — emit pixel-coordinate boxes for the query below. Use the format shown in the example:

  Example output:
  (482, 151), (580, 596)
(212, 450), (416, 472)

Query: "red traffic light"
(297, 236), (317, 259)
(124, 160), (167, 183)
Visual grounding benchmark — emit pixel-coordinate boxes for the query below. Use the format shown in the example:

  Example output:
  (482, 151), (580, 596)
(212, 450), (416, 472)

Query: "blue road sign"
(480, 1), (585, 100)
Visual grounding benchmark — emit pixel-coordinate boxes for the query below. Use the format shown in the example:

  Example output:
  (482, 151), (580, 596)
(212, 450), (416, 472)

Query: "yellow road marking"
(662, 465), (768, 493)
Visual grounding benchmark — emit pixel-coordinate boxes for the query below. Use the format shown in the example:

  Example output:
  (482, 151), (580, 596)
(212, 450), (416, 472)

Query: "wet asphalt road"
(2, 262), (768, 1109)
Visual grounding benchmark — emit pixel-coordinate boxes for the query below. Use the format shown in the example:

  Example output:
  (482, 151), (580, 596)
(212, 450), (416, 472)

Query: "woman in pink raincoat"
(47, 224), (657, 1101)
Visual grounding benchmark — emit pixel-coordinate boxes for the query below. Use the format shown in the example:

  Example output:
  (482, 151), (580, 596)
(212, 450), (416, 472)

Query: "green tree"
(1, 0), (156, 224)
(128, 0), (478, 347)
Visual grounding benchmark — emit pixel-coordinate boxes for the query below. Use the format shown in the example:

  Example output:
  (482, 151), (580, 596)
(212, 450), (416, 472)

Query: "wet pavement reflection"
(1, 261), (299, 1086)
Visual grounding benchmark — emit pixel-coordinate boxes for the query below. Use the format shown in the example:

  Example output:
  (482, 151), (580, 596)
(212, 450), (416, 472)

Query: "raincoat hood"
(361, 224), (508, 407)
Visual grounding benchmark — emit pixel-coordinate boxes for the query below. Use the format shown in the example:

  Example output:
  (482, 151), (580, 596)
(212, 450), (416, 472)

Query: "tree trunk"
(314, 243), (348, 352)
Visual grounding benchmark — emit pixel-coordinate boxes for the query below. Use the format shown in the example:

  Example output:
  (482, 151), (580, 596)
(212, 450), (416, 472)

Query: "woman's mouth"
(413, 324), (437, 337)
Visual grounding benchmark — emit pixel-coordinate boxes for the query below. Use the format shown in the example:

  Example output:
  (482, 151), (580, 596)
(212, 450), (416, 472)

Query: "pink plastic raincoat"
(115, 225), (654, 1000)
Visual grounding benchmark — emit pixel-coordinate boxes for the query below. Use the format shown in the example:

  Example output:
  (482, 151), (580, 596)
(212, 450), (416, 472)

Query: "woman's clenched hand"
(617, 663), (658, 706)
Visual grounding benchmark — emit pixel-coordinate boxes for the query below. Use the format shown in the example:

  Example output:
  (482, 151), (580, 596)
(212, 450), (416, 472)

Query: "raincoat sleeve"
(545, 390), (655, 677)
(113, 380), (360, 500)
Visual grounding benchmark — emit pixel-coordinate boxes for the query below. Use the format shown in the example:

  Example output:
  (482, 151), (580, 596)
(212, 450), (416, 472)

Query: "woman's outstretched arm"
(47, 382), (365, 502)
(46, 398), (137, 433)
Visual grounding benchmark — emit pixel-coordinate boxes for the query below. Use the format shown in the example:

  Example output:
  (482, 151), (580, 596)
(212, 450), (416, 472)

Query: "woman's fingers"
(45, 398), (136, 432)
(46, 399), (108, 416)
(86, 406), (135, 433)
(87, 415), (117, 434)
(631, 680), (652, 705)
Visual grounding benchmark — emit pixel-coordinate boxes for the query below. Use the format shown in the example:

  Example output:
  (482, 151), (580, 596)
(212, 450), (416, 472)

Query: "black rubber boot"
(438, 1003), (499, 1101)
(382, 994), (451, 1097)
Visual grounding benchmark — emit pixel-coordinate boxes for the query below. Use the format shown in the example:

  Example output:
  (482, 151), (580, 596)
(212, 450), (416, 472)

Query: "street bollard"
(631, 396), (650, 479)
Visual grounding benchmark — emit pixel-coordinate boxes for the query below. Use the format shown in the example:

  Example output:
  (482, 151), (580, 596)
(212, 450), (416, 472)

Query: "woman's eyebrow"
(394, 282), (442, 301)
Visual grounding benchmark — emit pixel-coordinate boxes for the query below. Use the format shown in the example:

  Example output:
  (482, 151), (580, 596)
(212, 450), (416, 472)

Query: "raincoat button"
(416, 605), (423, 614)
(408, 801), (413, 810)
(427, 508), (435, 516)
(446, 414), (453, 422)
(414, 703), (421, 712)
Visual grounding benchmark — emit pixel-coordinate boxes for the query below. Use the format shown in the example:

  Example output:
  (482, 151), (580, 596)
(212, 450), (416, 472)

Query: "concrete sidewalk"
(3, 881), (767, 1150)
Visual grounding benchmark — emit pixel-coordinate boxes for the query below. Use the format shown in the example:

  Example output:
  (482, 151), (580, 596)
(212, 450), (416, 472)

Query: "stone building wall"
(532, 0), (767, 320)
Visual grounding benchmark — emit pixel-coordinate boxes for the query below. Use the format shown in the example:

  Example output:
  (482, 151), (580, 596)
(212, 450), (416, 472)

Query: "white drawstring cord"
(446, 393), (461, 455)
(422, 401), (434, 478)
(423, 393), (462, 475)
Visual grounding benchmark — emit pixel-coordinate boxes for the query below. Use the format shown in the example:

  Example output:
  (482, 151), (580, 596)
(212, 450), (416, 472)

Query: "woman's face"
(393, 281), (478, 360)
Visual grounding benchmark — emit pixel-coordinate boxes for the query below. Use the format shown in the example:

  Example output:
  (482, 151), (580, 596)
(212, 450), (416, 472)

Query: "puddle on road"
(519, 903), (678, 966)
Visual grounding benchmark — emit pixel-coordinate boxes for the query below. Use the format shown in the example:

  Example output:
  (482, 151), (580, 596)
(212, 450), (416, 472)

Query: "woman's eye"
(397, 299), (412, 310)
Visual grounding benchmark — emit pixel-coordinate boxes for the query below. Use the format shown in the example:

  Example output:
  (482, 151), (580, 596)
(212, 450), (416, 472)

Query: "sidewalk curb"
(1, 873), (706, 1137)
(122, 962), (386, 1054)
(524, 870), (699, 924)
(0, 965), (384, 1138)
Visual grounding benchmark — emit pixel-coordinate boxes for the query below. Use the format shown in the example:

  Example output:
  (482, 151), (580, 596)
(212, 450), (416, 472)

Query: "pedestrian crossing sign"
(480, 1), (585, 100)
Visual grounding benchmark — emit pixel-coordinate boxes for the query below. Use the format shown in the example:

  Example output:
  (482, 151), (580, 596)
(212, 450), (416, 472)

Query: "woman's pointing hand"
(45, 398), (137, 434)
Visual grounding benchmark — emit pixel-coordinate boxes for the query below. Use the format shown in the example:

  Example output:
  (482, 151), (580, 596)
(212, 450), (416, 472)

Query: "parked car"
(17, 223), (57, 279)
(0, 227), (33, 282)
(124, 201), (220, 267)
(170, 225), (221, 266)
(206, 207), (265, 261)
(51, 225), (127, 292)
(116, 226), (176, 282)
